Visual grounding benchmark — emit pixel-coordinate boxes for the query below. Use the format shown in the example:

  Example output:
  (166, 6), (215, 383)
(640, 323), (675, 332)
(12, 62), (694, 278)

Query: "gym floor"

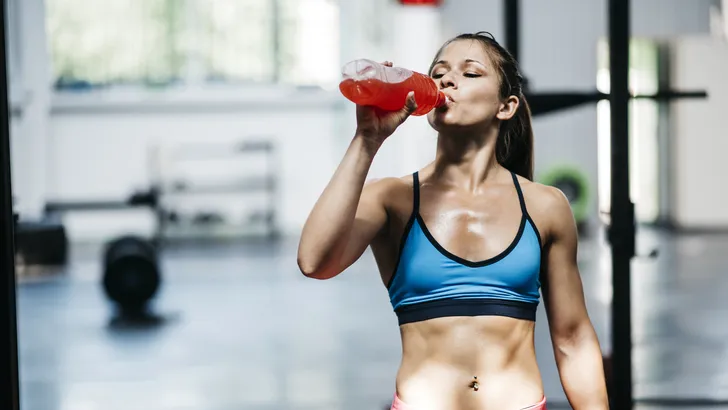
(15, 227), (728, 410)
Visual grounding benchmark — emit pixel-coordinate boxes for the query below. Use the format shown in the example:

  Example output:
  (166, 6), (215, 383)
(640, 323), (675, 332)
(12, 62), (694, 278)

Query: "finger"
(394, 91), (417, 122)
(403, 91), (417, 114)
(382, 61), (393, 67)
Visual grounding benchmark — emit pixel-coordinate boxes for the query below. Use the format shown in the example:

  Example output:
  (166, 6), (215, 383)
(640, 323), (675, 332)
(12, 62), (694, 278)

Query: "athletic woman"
(297, 32), (609, 410)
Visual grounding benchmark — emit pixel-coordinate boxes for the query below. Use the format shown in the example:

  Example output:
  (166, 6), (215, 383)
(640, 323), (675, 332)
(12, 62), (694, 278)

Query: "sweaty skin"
(368, 166), (553, 410)
(298, 37), (609, 410)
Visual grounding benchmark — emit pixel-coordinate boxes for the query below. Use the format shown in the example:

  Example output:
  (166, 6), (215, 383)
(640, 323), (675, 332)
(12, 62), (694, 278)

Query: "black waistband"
(395, 298), (538, 326)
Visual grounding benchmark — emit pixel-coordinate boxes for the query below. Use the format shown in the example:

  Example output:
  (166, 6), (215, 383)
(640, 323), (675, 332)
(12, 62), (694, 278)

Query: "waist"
(400, 313), (537, 363)
(397, 317), (542, 408)
(396, 349), (542, 408)
(395, 297), (538, 325)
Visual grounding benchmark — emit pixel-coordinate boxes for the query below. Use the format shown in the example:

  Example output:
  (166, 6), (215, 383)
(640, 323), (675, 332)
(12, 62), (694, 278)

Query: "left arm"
(540, 188), (609, 409)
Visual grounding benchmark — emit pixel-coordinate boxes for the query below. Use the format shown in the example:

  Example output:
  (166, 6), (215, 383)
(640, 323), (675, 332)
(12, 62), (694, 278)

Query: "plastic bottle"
(339, 59), (446, 116)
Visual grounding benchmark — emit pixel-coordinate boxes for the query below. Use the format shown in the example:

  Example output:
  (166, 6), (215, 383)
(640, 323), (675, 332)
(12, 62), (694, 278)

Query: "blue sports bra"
(387, 171), (543, 325)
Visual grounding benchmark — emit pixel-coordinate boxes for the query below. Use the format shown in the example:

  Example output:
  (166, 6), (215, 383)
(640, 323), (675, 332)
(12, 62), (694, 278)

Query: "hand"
(354, 61), (418, 147)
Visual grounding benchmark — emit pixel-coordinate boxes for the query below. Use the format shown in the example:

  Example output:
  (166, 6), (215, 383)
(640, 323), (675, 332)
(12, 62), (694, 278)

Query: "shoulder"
(362, 174), (416, 206)
(516, 176), (576, 243)
(518, 177), (571, 214)
(363, 175), (415, 194)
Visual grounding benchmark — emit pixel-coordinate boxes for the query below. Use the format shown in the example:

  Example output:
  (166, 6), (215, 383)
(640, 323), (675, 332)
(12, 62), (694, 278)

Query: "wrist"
(352, 132), (383, 156)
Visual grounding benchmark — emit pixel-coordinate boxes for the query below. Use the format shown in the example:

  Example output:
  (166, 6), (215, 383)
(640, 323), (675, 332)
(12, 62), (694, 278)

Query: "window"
(45, 0), (340, 91)
(596, 38), (661, 224)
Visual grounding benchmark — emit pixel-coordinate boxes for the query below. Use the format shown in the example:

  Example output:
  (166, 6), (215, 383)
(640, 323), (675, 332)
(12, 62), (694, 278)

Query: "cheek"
(464, 87), (499, 107)
(459, 99), (499, 122)
(460, 86), (500, 112)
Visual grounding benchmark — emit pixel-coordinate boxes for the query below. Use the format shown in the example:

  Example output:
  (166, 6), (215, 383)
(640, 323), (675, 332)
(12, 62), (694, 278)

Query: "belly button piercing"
(470, 376), (479, 391)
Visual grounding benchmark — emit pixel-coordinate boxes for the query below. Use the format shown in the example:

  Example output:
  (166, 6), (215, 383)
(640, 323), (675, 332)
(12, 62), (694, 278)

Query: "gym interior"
(3, 0), (728, 409)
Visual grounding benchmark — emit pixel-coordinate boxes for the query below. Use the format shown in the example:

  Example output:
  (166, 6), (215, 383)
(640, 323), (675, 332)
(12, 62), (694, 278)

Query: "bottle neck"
(434, 91), (447, 107)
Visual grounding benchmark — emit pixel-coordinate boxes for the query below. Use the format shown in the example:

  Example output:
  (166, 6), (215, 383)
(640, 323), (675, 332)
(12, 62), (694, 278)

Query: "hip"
(390, 392), (547, 410)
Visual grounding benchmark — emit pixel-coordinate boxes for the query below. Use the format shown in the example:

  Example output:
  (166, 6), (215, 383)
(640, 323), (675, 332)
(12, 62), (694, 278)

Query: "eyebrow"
(432, 59), (486, 68)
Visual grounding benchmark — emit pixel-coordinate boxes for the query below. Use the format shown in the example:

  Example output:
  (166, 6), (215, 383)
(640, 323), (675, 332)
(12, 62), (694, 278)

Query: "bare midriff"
(396, 315), (544, 410)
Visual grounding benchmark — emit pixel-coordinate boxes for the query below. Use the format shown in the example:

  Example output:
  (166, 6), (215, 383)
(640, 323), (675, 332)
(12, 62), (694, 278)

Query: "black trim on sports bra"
(412, 171), (420, 213)
(417, 213), (526, 268)
(395, 298), (537, 325)
(386, 171), (545, 287)
(512, 172), (528, 215)
(385, 172), (419, 289)
(415, 171), (529, 268)
(512, 172), (543, 250)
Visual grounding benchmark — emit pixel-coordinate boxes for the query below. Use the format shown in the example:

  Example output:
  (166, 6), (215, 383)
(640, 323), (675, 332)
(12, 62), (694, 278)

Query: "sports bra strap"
(412, 172), (420, 213)
(511, 172), (528, 215)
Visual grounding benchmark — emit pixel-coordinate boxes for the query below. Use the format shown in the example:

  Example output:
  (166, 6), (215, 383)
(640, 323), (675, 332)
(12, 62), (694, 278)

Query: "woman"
(297, 32), (609, 410)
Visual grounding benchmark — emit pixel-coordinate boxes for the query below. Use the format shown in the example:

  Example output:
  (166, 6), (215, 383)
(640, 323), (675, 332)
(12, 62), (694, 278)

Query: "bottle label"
(341, 59), (413, 84)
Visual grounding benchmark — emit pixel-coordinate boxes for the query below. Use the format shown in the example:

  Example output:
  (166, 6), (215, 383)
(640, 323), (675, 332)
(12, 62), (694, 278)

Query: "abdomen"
(395, 316), (544, 410)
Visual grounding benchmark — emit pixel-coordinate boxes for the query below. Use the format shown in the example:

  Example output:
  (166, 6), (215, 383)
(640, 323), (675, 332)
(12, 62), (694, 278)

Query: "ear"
(496, 95), (520, 121)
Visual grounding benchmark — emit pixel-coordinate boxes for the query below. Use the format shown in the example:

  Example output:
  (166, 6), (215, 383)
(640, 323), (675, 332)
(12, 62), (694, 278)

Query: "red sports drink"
(339, 59), (447, 116)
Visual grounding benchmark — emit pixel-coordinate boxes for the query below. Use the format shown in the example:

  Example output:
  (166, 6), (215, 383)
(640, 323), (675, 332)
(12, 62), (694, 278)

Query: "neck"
(433, 127), (502, 192)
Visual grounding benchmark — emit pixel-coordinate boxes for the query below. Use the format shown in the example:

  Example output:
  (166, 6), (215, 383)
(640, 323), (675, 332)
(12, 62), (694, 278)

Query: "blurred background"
(5, 0), (728, 409)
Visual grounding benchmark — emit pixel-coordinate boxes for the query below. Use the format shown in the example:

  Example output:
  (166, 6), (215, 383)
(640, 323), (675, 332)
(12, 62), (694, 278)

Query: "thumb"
(398, 91), (418, 119)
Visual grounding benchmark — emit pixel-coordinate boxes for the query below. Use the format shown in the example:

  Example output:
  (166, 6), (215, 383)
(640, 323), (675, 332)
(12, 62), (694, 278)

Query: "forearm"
(297, 134), (379, 276)
(554, 327), (610, 410)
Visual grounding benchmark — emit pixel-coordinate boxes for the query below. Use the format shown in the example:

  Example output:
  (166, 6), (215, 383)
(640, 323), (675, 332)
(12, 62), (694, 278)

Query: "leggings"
(390, 393), (547, 410)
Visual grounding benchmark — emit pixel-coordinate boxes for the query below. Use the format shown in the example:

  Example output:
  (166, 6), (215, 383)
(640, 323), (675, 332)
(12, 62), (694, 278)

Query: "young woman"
(297, 32), (609, 410)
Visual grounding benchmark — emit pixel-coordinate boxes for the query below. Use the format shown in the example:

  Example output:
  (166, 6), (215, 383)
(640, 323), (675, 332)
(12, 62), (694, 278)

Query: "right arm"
(297, 84), (417, 280)
(297, 136), (388, 279)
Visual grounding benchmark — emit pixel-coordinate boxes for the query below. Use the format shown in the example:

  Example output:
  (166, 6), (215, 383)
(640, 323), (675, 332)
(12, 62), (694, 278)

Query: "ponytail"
(497, 93), (534, 181)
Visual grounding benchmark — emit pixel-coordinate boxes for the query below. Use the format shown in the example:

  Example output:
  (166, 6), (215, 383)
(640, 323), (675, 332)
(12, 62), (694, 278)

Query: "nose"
(438, 72), (456, 89)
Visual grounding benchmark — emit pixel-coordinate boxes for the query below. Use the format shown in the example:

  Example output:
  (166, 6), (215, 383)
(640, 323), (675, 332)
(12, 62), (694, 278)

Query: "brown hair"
(430, 31), (534, 181)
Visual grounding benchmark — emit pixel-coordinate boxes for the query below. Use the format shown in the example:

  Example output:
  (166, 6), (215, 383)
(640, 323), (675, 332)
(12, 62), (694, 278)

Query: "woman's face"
(427, 39), (517, 132)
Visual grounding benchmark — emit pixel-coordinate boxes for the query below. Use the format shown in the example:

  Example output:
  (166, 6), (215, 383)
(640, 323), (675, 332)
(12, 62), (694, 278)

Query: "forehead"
(436, 39), (492, 65)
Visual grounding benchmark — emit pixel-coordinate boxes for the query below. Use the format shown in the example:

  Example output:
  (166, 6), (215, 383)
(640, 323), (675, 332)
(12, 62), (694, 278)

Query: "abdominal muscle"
(395, 315), (544, 410)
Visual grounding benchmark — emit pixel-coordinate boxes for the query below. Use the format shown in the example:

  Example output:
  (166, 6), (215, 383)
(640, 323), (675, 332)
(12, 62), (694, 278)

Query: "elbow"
(297, 258), (321, 279)
(296, 254), (335, 280)
(554, 321), (598, 355)
(296, 236), (342, 280)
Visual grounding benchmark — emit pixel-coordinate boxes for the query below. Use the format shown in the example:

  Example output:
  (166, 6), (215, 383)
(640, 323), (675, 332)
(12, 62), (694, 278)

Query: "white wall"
(7, 0), (51, 221)
(48, 90), (343, 240)
(11, 0), (377, 241)
(7, 0), (718, 241)
(670, 36), (728, 228)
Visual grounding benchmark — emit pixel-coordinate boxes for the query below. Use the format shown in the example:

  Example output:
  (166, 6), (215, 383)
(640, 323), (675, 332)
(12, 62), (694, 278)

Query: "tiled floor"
(14, 227), (728, 409)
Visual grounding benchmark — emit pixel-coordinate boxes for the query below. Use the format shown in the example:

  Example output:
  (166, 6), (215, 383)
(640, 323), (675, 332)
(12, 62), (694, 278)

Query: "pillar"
(387, 0), (443, 176)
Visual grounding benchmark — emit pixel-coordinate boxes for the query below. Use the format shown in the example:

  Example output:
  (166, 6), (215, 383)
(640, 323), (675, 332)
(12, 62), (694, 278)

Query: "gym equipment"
(539, 166), (590, 231)
(503, 1), (707, 117)
(44, 188), (164, 319)
(154, 138), (279, 240)
(102, 236), (161, 316)
(503, 1), (709, 408)
(44, 187), (159, 212)
(14, 218), (68, 266)
(43, 186), (162, 255)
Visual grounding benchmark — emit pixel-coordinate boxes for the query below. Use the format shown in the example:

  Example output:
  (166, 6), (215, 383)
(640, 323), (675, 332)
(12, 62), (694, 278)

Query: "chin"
(428, 114), (470, 132)
(428, 111), (456, 129)
(429, 111), (492, 135)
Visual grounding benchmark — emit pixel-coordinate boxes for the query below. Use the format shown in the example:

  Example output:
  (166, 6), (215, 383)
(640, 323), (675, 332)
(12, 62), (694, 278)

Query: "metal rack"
(151, 138), (279, 241)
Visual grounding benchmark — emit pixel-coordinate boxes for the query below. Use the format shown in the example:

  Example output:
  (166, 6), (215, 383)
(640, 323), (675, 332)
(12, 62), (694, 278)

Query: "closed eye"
(464, 73), (481, 78)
